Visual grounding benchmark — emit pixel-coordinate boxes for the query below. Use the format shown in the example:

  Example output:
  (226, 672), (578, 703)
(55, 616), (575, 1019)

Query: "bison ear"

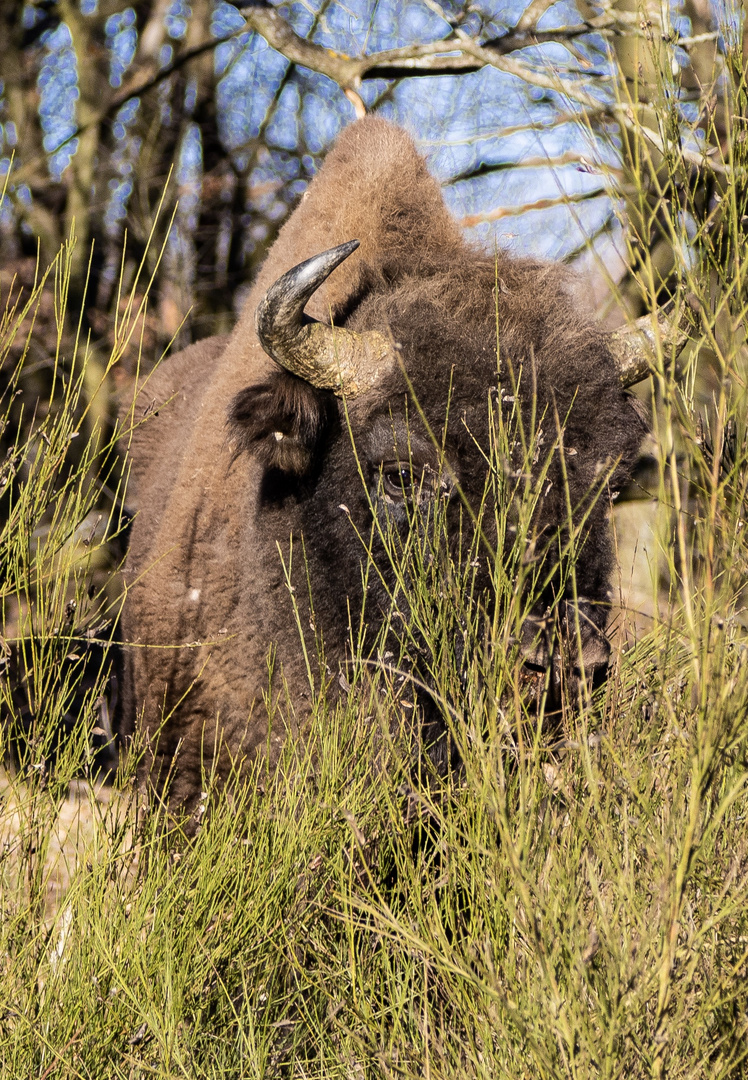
(228, 371), (336, 475)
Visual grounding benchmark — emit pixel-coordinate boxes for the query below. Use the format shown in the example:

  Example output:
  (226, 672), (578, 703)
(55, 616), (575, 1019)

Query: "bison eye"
(379, 461), (453, 504)
(382, 462), (420, 501)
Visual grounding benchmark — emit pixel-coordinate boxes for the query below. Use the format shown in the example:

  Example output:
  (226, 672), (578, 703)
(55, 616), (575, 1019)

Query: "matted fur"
(120, 118), (646, 815)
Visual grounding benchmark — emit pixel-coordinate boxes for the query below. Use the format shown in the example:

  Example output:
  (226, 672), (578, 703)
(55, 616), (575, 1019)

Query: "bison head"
(228, 237), (660, 728)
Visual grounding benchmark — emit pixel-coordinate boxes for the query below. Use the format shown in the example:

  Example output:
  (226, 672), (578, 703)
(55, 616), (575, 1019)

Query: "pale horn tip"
(609, 302), (691, 388)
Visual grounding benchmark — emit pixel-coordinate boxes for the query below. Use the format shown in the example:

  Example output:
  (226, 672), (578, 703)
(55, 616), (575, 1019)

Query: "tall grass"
(2, 21), (748, 1080)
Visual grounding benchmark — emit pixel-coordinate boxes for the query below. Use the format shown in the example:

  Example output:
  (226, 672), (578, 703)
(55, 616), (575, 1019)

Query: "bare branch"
(459, 187), (607, 228)
(445, 150), (622, 184)
(240, 4), (624, 92)
(516, 0), (557, 33)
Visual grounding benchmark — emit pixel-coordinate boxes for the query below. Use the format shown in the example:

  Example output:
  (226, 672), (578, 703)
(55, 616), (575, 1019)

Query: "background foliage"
(1, 0), (740, 348)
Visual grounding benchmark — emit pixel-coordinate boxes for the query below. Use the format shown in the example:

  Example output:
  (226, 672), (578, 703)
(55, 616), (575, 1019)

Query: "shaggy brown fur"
(120, 118), (646, 816)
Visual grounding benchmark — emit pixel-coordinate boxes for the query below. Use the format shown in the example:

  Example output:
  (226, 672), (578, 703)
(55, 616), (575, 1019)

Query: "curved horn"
(255, 240), (395, 397)
(609, 304), (690, 387)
